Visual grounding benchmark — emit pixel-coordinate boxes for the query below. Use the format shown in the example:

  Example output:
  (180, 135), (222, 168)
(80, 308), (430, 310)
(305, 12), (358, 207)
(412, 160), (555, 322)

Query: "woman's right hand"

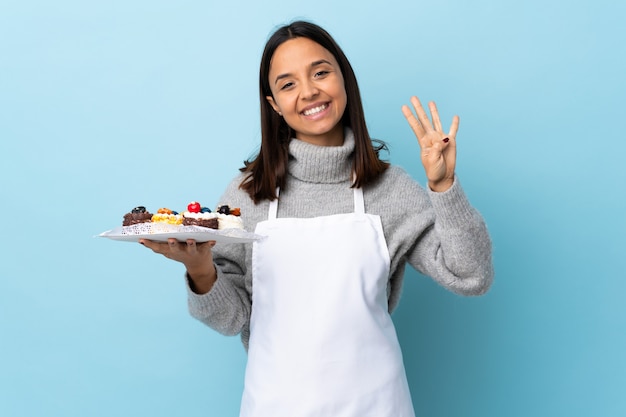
(140, 238), (217, 294)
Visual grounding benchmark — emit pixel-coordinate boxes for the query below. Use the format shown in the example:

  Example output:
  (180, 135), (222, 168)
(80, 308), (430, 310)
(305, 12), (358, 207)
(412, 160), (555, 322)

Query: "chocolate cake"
(122, 206), (153, 226)
(181, 216), (219, 229)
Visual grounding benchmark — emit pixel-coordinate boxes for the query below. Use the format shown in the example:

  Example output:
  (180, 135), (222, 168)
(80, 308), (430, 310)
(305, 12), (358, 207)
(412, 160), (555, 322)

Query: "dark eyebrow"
(273, 59), (333, 86)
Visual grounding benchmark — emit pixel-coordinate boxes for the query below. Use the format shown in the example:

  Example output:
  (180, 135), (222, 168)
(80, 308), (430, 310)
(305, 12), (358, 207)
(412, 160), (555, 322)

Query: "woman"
(141, 20), (493, 417)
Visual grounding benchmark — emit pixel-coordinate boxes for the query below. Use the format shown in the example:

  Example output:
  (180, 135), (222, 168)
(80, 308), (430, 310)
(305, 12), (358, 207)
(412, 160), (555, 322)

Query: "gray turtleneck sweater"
(187, 130), (493, 350)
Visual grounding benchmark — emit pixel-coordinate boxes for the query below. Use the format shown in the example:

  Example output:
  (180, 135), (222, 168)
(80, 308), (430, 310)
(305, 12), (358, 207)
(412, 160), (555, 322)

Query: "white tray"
(98, 224), (263, 244)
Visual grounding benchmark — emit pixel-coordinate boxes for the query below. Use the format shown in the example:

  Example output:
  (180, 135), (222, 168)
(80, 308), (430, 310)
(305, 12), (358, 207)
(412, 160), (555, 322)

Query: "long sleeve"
(409, 177), (493, 295)
(371, 167), (493, 309)
(186, 242), (251, 336)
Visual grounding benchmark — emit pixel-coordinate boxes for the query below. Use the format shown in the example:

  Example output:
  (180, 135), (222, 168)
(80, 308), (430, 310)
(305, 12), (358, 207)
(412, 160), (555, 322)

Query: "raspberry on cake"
(122, 206), (153, 226)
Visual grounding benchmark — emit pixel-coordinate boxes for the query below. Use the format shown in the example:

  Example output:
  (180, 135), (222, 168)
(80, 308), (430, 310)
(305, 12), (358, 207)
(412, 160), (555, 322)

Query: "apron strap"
(268, 188), (280, 220)
(353, 187), (365, 215)
(268, 186), (365, 218)
(351, 172), (365, 215)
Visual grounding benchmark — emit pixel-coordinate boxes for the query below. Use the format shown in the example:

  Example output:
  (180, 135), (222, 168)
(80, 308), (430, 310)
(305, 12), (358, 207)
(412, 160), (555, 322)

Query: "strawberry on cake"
(182, 201), (219, 229)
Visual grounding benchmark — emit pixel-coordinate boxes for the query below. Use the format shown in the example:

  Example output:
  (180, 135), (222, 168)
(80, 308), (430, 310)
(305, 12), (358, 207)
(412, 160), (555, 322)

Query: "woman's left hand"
(401, 96), (458, 192)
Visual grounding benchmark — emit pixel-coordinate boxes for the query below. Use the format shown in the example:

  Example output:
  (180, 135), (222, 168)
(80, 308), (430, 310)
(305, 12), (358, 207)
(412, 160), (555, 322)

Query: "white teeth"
(303, 104), (327, 116)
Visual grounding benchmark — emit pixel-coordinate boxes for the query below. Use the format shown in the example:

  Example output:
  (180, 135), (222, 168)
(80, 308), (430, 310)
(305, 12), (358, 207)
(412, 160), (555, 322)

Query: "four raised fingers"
(408, 96), (451, 134)
(402, 96), (459, 140)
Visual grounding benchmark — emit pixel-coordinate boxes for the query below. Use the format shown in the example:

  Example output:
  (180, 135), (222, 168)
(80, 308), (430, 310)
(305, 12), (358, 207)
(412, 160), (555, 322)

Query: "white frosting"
(183, 212), (218, 220)
(216, 213), (244, 230)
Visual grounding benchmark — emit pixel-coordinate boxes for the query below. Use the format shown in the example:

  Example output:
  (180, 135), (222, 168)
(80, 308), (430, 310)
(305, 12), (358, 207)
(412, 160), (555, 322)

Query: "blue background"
(1, 0), (625, 416)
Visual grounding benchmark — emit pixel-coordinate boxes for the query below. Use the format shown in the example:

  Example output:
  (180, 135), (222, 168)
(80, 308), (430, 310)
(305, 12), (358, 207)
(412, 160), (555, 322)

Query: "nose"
(300, 79), (319, 100)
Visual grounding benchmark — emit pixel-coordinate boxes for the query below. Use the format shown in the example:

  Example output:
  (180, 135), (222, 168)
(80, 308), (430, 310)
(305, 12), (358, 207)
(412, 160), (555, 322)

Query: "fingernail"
(443, 137), (449, 143)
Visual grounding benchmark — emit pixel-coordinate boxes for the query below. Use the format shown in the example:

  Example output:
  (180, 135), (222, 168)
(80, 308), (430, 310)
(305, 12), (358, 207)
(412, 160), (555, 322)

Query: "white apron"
(240, 187), (415, 417)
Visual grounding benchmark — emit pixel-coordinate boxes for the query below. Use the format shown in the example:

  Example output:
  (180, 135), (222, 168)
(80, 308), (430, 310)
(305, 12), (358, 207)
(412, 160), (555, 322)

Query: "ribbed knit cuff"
(427, 177), (477, 228)
(186, 267), (231, 316)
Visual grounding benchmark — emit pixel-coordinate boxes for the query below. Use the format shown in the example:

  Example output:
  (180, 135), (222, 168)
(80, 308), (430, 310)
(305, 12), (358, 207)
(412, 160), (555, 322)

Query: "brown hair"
(240, 20), (389, 203)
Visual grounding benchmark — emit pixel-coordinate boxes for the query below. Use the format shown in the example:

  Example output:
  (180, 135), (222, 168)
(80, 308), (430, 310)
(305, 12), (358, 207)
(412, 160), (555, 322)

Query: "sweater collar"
(287, 128), (354, 184)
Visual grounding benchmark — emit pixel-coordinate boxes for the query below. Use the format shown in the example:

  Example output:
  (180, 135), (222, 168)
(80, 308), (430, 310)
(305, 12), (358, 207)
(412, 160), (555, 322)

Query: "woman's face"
(266, 37), (347, 146)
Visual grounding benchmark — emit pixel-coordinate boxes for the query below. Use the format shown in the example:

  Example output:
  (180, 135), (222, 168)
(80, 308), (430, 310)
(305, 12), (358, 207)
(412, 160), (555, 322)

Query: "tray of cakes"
(99, 202), (264, 243)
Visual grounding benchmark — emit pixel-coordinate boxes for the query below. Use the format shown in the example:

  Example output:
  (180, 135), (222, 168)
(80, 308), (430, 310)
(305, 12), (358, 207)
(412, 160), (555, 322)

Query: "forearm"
(187, 265), (251, 336)
(428, 221), (493, 295)
(186, 264), (217, 294)
(412, 178), (494, 295)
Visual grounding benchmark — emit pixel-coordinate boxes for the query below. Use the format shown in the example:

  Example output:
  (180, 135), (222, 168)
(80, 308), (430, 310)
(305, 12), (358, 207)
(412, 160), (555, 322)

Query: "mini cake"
(151, 208), (183, 225)
(123, 206), (153, 226)
(182, 201), (219, 229)
(215, 205), (244, 230)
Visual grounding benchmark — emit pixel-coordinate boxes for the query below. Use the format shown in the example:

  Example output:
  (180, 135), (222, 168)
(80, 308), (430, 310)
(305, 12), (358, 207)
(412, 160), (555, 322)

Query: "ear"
(266, 96), (282, 116)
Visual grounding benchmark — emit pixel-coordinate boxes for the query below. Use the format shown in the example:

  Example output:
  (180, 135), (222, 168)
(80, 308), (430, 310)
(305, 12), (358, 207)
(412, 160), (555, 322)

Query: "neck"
(296, 123), (344, 146)
(288, 127), (354, 184)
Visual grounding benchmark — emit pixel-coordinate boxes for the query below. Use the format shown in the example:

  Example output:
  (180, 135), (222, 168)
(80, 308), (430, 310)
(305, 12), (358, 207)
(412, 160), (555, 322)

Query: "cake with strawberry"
(182, 201), (219, 229)
(182, 201), (243, 230)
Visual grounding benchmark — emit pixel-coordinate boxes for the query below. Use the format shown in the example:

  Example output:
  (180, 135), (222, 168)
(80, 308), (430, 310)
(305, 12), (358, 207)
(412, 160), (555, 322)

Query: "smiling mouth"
(302, 103), (328, 116)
